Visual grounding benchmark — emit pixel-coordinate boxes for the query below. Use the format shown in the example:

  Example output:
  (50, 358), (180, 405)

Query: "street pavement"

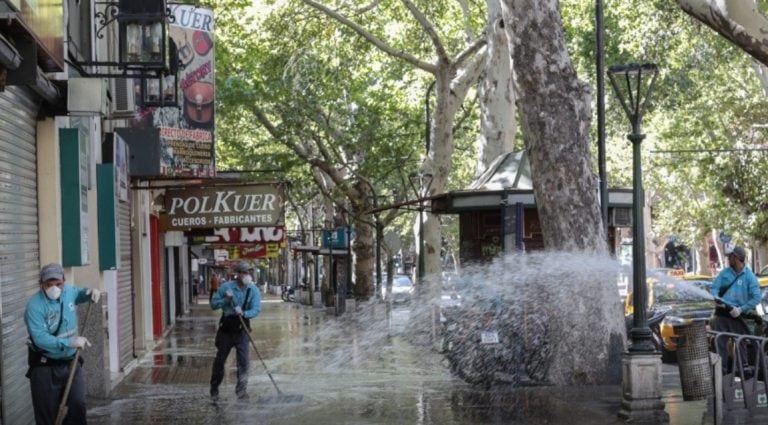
(84, 296), (749, 424)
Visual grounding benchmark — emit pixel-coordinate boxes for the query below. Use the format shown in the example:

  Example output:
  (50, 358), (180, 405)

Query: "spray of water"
(271, 250), (626, 390)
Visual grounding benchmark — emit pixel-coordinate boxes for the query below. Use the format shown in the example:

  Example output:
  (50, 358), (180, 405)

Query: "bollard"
(675, 322), (713, 401)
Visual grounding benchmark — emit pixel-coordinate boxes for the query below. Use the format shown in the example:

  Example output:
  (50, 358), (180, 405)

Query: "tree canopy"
(206, 0), (768, 264)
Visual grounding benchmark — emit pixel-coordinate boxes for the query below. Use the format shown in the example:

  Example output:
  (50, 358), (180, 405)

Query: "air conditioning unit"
(111, 77), (136, 118)
(611, 207), (632, 227)
(67, 78), (108, 115)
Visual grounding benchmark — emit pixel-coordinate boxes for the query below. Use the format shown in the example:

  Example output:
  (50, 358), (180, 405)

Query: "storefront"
(0, 86), (42, 424)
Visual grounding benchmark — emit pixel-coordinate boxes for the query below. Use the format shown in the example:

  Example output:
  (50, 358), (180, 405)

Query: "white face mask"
(45, 285), (62, 300)
(242, 274), (253, 285)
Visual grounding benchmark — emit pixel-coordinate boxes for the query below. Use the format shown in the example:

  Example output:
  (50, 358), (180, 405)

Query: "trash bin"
(675, 321), (713, 401)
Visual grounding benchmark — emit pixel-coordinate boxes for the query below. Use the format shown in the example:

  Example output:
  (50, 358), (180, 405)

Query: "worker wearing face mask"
(209, 260), (261, 401)
(24, 263), (103, 425)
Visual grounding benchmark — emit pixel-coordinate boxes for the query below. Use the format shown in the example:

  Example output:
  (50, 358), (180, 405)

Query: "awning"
(292, 245), (349, 256)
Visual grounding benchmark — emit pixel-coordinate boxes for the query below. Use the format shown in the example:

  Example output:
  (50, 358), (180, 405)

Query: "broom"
(54, 301), (93, 425)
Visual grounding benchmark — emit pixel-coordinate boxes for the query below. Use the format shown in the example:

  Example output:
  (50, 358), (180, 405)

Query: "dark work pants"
(29, 362), (86, 425)
(710, 315), (751, 374)
(210, 329), (249, 395)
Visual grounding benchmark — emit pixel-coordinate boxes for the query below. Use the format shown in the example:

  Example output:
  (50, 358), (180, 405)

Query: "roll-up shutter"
(118, 198), (134, 368)
(0, 86), (40, 425)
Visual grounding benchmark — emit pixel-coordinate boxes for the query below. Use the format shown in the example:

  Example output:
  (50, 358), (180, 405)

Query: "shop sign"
(203, 226), (286, 245)
(214, 243), (280, 259)
(161, 184), (285, 230)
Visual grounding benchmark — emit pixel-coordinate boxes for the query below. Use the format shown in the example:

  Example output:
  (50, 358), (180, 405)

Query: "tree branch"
(452, 46), (487, 96)
(302, 0), (437, 73)
(454, 36), (487, 68)
(354, 0), (382, 16)
(456, 0), (475, 42)
(401, 0), (450, 65)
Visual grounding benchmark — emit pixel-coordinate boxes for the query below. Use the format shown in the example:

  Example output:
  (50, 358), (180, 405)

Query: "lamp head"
(607, 63), (659, 132)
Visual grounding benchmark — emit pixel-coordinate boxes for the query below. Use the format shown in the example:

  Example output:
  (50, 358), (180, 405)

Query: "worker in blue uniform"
(25, 263), (102, 425)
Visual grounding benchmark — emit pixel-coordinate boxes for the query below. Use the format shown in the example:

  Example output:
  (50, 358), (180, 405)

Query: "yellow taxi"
(625, 270), (713, 362)
(759, 266), (768, 315)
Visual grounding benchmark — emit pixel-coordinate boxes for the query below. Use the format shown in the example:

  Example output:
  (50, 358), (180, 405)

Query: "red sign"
(203, 227), (285, 244)
(211, 242), (280, 259)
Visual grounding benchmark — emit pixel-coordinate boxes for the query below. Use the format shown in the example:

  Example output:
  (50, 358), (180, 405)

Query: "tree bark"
(503, 0), (621, 387)
(476, 0), (517, 176)
(678, 0), (768, 67)
(506, 0), (606, 252)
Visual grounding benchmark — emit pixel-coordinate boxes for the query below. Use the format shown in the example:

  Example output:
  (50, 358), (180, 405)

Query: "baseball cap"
(39, 263), (65, 282)
(728, 246), (746, 262)
(233, 261), (250, 273)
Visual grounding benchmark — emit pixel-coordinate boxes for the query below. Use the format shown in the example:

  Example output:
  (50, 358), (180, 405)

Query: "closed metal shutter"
(0, 86), (40, 425)
(118, 198), (134, 368)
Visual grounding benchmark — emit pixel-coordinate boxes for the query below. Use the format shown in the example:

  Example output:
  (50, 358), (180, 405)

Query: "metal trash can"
(675, 321), (713, 401)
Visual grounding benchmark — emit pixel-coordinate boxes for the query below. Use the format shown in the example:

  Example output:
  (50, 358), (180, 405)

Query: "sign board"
(210, 243), (281, 259)
(322, 227), (348, 249)
(113, 133), (130, 202)
(192, 227), (287, 260)
(161, 184), (285, 231)
(719, 232), (732, 244)
(96, 164), (120, 270)
(200, 227), (286, 245)
(131, 5), (217, 178)
(60, 128), (90, 266)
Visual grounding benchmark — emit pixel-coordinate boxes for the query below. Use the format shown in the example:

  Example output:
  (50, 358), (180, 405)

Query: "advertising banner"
(132, 5), (216, 177)
(201, 226), (286, 245)
(190, 227), (286, 259)
(161, 184), (285, 231)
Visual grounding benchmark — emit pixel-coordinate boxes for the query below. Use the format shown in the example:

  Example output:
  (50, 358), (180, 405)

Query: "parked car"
(758, 265), (768, 288)
(381, 274), (414, 303)
(625, 273), (714, 362)
(757, 266), (768, 322)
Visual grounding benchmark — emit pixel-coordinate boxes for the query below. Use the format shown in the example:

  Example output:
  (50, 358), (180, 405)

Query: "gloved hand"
(69, 336), (91, 349)
(87, 288), (102, 303)
(730, 307), (742, 318)
(235, 306), (243, 316)
(225, 289), (234, 299)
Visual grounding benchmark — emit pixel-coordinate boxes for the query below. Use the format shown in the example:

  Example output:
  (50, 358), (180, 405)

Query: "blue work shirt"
(711, 266), (761, 313)
(25, 283), (91, 360)
(211, 280), (261, 319)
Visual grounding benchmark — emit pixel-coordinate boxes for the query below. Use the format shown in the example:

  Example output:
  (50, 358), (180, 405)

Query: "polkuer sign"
(161, 184), (285, 231)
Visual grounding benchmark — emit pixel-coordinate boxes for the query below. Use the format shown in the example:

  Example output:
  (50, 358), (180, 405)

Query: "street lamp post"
(408, 172), (433, 287)
(608, 63), (658, 353)
(609, 63), (667, 423)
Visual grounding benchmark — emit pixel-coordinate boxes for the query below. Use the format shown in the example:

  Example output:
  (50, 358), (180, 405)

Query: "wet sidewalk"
(86, 299), (726, 424)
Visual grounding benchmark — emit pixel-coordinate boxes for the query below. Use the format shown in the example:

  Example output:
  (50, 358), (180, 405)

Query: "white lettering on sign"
(212, 214), (273, 226)
(206, 227), (285, 243)
(167, 191), (278, 215)
(171, 217), (208, 227)
(163, 184), (284, 230)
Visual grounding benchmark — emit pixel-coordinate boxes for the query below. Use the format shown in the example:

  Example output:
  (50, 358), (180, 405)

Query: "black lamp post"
(408, 172), (433, 287)
(608, 63), (659, 353)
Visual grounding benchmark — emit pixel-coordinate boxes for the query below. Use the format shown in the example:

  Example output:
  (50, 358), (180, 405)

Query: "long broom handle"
(54, 301), (93, 425)
(236, 310), (284, 395)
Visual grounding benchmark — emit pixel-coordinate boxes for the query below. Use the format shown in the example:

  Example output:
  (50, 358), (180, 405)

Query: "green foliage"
(562, 0), (768, 246)
(209, 0), (768, 251)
